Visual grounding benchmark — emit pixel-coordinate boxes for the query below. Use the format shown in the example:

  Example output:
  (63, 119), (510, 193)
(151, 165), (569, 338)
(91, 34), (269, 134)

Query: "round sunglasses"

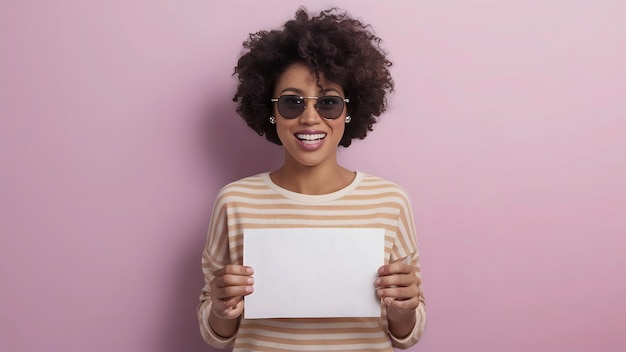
(270, 95), (349, 120)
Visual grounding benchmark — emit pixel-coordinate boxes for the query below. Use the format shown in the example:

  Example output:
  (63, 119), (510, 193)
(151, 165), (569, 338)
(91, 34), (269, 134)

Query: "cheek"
(275, 123), (292, 141)
(332, 121), (346, 135)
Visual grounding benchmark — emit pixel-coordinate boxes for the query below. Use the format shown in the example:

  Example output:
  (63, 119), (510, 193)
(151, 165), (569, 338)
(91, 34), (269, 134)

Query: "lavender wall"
(1, 1), (625, 351)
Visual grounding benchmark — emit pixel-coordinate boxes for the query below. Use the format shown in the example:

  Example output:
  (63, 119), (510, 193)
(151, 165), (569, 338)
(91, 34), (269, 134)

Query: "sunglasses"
(270, 95), (349, 120)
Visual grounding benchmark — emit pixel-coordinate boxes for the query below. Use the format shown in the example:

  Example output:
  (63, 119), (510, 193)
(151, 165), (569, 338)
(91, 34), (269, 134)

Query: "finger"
(214, 274), (255, 289)
(213, 284), (254, 300)
(218, 295), (243, 309)
(212, 297), (240, 312)
(385, 296), (420, 311)
(376, 285), (419, 301)
(213, 265), (254, 278)
(211, 299), (244, 319)
(378, 263), (414, 276)
(375, 273), (420, 288)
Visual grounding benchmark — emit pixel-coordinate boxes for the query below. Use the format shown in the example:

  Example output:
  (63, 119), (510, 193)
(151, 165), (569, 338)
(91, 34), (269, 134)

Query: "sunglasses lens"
(277, 95), (305, 119)
(316, 96), (344, 119)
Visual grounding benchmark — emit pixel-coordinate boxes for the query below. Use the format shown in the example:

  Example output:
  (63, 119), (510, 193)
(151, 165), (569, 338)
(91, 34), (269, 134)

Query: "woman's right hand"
(210, 265), (255, 320)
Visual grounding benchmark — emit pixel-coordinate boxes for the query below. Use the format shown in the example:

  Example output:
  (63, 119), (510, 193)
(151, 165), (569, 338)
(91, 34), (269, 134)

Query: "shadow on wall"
(159, 92), (282, 352)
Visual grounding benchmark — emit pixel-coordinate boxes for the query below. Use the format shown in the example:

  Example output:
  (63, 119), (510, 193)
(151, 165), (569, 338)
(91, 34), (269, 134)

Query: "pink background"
(1, 1), (625, 351)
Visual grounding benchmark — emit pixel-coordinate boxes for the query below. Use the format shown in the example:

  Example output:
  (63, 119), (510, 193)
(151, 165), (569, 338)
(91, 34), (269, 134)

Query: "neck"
(271, 162), (355, 195)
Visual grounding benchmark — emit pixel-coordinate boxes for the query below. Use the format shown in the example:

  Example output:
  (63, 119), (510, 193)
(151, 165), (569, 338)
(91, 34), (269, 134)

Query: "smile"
(295, 133), (327, 143)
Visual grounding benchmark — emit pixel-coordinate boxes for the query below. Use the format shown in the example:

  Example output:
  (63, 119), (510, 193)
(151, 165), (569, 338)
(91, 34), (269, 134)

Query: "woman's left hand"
(374, 261), (421, 320)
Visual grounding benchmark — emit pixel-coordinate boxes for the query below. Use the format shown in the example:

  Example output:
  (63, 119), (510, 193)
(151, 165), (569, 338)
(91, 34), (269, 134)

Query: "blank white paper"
(243, 227), (385, 319)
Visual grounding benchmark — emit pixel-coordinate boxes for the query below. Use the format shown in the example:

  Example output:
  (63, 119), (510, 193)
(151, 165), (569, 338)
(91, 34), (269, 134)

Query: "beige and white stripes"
(198, 172), (426, 351)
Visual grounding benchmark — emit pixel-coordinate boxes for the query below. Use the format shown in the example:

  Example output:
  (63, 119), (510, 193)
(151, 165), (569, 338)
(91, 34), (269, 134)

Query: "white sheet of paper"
(243, 227), (385, 319)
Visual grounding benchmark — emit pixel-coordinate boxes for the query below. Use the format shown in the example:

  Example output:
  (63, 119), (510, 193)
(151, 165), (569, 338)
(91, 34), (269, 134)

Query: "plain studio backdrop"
(1, 1), (625, 351)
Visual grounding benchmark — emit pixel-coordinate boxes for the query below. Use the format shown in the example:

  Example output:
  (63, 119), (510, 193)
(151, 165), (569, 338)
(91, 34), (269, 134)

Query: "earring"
(269, 116), (276, 124)
(345, 115), (351, 123)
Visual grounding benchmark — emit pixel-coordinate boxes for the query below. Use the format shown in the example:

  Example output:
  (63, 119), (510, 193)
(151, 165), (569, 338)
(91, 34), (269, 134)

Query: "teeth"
(296, 133), (326, 141)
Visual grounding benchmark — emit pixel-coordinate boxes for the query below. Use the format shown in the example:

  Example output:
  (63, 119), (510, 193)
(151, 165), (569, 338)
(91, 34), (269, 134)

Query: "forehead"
(274, 62), (343, 94)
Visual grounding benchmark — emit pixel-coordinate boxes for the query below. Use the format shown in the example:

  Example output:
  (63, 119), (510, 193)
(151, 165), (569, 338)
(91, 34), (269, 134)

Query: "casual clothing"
(198, 172), (426, 351)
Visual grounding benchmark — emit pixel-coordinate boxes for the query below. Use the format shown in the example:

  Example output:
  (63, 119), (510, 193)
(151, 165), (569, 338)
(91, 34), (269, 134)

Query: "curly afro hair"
(232, 7), (394, 147)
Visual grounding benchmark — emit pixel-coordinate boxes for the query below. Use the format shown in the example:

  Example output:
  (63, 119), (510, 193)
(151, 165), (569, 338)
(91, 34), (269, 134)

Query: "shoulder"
(355, 173), (413, 206)
(219, 173), (266, 192)
(214, 173), (270, 204)
(358, 173), (410, 195)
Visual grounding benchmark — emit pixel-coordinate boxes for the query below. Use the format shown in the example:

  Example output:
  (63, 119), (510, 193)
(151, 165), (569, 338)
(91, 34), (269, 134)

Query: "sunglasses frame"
(270, 95), (350, 120)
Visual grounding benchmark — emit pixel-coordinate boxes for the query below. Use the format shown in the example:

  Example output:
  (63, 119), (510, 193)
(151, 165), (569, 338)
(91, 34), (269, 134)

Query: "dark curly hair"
(232, 7), (394, 147)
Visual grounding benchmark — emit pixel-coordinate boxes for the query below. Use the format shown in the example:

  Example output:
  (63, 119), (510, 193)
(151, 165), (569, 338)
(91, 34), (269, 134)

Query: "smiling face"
(272, 62), (348, 169)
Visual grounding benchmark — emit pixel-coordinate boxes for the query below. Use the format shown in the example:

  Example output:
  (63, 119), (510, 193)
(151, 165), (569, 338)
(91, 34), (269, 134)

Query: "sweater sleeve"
(197, 190), (238, 349)
(387, 188), (427, 349)
(388, 303), (427, 348)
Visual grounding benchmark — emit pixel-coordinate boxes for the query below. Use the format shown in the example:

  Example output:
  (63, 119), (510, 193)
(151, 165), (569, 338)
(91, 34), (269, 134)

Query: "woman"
(198, 8), (426, 351)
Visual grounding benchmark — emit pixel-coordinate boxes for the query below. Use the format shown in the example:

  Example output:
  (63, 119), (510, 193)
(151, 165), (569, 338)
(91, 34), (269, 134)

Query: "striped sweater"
(198, 172), (426, 351)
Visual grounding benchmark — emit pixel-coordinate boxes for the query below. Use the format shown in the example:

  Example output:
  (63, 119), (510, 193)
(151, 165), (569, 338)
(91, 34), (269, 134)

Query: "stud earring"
(345, 115), (351, 123)
(269, 116), (276, 124)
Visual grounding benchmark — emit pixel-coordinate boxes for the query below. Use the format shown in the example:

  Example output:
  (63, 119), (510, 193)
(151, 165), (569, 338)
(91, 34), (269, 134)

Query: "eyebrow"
(279, 87), (343, 96)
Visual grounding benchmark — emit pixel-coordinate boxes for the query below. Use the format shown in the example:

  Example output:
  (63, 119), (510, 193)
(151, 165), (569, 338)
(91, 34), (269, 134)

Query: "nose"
(299, 98), (322, 124)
